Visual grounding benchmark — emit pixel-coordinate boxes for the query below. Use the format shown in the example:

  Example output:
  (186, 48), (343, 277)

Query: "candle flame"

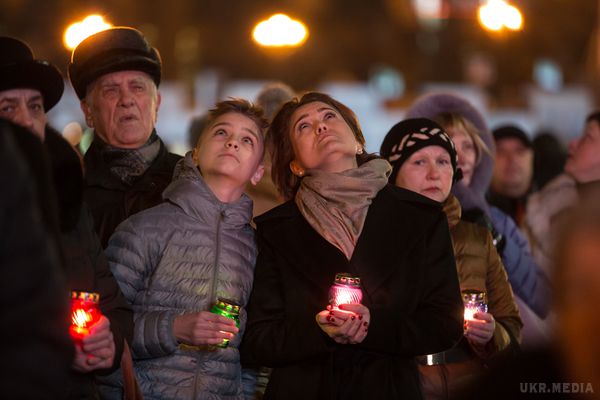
(464, 306), (477, 321)
(72, 308), (93, 327)
(330, 286), (363, 307)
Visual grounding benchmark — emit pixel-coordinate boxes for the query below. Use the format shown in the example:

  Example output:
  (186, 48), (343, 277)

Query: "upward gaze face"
(194, 112), (265, 187)
(289, 101), (360, 174)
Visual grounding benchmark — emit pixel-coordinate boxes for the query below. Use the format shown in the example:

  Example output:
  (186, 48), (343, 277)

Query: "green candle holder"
(210, 298), (240, 348)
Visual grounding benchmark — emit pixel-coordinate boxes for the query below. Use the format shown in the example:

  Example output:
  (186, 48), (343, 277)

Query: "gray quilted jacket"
(105, 153), (257, 399)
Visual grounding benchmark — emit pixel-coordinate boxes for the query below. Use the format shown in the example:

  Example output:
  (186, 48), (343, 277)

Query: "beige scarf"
(295, 158), (392, 260)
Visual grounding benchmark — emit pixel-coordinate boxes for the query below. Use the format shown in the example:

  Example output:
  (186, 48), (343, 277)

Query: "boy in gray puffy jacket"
(103, 99), (267, 399)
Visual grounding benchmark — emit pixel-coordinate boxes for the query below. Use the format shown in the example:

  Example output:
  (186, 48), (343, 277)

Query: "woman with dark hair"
(240, 92), (464, 399)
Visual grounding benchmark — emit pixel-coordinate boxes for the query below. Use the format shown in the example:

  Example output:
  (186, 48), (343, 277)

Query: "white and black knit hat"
(380, 117), (461, 184)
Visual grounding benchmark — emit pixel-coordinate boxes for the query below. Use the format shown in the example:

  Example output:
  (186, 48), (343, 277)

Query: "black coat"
(0, 121), (73, 399)
(45, 128), (134, 399)
(241, 185), (464, 400)
(83, 136), (181, 247)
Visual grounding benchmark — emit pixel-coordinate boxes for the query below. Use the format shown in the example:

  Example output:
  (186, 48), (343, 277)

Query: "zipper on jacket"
(194, 211), (224, 398)
(208, 210), (225, 305)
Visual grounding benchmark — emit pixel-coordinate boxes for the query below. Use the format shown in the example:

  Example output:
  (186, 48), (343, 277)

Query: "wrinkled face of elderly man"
(81, 70), (161, 149)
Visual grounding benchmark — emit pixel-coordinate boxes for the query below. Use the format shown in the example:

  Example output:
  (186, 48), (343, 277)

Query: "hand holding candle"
(316, 303), (370, 344)
(69, 291), (116, 372)
(173, 310), (239, 348)
(316, 273), (369, 344)
(462, 290), (495, 347)
(71, 315), (115, 372)
(70, 291), (101, 341)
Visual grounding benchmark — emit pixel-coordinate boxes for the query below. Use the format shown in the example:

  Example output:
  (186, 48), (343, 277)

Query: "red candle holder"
(328, 273), (362, 310)
(70, 291), (101, 341)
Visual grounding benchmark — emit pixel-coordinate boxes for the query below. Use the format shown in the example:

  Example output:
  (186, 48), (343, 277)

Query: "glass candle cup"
(210, 298), (240, 348)
(328, 273), (363, 311)
(461, 289), (488, 324)
(70, 291), (101, 341)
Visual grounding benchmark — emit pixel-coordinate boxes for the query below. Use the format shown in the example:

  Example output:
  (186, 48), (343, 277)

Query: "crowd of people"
(1, 25), (599, 400)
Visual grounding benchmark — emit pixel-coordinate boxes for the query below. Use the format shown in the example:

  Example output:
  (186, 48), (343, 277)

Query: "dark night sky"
(1, 0), (598, 103)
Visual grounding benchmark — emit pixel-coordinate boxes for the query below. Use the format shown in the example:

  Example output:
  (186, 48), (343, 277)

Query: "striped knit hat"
(380, 117), (461, 184)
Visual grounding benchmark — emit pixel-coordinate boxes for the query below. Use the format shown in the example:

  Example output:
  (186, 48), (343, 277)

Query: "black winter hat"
(492, 125), (532, 148)
(68, 27), (162, 99)
(0, 37), (64, 111)
(380, 118), (461, 184)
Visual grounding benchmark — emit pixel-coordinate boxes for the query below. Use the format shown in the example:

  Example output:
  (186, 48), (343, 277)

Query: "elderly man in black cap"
(0, 36), (134, 399)
(69, 27), (181, 248)
(487, 125), (534, 226)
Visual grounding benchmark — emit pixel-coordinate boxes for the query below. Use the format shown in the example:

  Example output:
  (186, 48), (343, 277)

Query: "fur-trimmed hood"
(406, 93), (495, 214)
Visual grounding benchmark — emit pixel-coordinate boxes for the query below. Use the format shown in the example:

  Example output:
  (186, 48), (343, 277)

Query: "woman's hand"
(173, 311), (239, 346)
(315, 303), (370, 345)
(71, 315), (115, 372)
(464, 311), (495, 347)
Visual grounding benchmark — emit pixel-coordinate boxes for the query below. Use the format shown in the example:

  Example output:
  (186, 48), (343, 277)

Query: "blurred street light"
(478, 0), (523, 32)
(64, 15), (112, 50)
(252, 13), (308, 47)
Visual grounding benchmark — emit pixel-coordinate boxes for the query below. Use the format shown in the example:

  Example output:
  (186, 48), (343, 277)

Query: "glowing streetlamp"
(252, 13), (308, 48)
(478, 0), (523, 32)
(64, 15), (112, 50)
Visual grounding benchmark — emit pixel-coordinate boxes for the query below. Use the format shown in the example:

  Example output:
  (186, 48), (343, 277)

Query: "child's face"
(194, 112), (264, 187)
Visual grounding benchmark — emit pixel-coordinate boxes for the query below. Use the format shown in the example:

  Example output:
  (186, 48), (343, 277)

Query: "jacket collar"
(257, 185), (437, 301)
(162, 152), (253, 228)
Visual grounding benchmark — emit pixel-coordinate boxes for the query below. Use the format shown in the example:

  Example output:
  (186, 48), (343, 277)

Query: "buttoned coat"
(241, 185), (464, 400)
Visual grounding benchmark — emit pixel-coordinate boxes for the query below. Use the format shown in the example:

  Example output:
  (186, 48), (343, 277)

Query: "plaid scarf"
(96, 130), (161, 185)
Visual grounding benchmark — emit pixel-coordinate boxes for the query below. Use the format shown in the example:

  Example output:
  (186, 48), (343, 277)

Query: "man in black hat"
(0, 37), (63, 139)
(69, 27), (181, 248)
(0, 36), (133, 399)
(487, 125), (534, 226)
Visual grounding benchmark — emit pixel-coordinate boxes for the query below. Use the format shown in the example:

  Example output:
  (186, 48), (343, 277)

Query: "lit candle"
(210, 298), (240, 348)
(70, 291), (101, 341)
(461, 289), (487, 323)
(328, 273), (363, 310)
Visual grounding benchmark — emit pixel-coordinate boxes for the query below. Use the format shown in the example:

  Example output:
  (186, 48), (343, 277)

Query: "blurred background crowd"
(2, 0), (600, 154)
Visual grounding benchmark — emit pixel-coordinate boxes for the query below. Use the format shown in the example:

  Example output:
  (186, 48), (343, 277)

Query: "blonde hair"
(434, 112), (491, 165)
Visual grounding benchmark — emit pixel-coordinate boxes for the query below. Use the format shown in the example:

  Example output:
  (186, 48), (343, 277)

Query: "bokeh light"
(64, 15), (112, 50)
(478, 0), (523, 32)
(252, 14), (308, 47)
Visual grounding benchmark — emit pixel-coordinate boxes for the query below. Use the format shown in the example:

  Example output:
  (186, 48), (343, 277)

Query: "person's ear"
(289, 160), (305, 177)
(80, 100), (94, 128)
(250, 164), (265, 186)
(153, 92), (162, 124)
(192, 147), (200, 166)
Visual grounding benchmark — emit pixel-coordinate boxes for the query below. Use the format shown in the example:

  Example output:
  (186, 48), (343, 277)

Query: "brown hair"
(434, 112), (492, 165)
(269, 91), (378, 200)
(195, 98), (269, 158)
